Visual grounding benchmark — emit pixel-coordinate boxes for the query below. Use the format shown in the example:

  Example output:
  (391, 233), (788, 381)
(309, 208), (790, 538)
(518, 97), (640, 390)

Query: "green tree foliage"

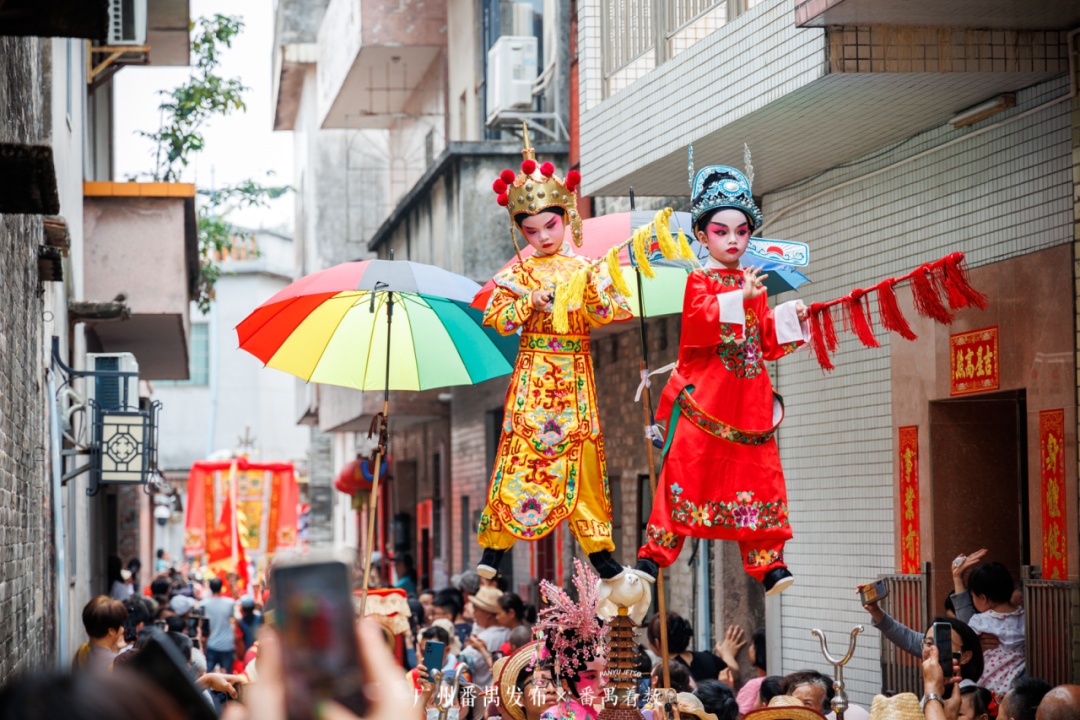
(195, 180), (290, 314)
(141, 15), (246, 182)
(139, 15), (291, 313)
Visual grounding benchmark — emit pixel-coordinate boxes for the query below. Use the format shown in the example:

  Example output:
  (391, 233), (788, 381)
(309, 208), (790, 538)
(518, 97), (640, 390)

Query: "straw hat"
(493, 641), (542, 720)
(868, 694), (922, 720)
(469, 586), (504, 614)
(744, 702), (828, 720)
(675, 693), (719, 720)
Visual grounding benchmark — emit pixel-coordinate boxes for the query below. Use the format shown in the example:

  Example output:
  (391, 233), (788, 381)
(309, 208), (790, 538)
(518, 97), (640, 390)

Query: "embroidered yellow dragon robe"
(477, 248), (631, 554)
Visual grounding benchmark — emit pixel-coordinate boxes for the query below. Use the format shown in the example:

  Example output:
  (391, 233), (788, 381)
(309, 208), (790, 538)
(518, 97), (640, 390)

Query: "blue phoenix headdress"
(690, 165), (763, 231)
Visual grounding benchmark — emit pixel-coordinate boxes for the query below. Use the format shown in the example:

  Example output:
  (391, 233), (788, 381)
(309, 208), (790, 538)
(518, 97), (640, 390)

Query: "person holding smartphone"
(920, 645), (962, 720)
(218, 619), (419, 720)
(407, 626), (473, 695)
(856, 584), (985, 688)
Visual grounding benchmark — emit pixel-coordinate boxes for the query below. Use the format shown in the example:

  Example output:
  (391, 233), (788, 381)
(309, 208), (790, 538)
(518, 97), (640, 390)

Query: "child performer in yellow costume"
(476, 129), (632, 580)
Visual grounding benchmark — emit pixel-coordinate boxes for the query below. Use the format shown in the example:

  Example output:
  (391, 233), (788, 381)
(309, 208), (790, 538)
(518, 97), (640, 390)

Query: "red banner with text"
(950, 326), (999, 396)
(1040, 409), (1067, 580)
(899, 426), (920, 574)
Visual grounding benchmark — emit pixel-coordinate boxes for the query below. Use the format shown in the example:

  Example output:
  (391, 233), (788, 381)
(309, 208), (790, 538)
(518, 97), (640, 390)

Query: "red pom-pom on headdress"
(540, 162), (555, 177)
(493, 178), (507, 194)
(521, 159), (537, 175)
(500, 169), (516, 184)
(565, 169), (581, 191)
(496, 193), (509, 207)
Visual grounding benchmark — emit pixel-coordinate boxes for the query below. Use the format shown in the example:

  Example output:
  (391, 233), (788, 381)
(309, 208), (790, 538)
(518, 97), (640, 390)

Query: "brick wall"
(0, 35), (55, 681)
(762, 76), (1071, 704)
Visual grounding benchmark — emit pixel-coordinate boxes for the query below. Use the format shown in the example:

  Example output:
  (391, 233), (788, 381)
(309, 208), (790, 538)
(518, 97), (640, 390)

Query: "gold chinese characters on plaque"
(950, 326), (998, 396)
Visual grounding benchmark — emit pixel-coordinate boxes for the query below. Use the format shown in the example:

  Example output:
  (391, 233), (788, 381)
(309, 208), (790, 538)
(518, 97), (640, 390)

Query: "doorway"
(929, 390), (1028, 613)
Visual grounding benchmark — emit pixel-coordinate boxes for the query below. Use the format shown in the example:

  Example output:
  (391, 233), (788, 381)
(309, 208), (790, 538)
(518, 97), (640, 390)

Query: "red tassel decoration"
(821, 304), (838, 352)
(808, 304), (835, 372)
(876, 280), (917, 341)
(843, 290), (880, 348)
(910, 266), (954, 325)
(939, 252), (988, 310)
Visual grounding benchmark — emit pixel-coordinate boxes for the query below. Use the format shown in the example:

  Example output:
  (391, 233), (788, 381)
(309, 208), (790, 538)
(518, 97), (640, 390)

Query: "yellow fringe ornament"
(676, 229), (697, 262)
(654, 208), (678, 260)
(631, 224), (655, 279)
(552, 267), (589, 333)
(605, 246), (632, 298)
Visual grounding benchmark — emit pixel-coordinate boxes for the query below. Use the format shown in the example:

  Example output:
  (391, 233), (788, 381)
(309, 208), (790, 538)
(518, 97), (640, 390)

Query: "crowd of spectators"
(1, 548), (1076, 720)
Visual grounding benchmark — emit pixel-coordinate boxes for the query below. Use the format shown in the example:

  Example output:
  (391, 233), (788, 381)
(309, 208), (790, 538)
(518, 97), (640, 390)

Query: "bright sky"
(113, 0), (293, 232)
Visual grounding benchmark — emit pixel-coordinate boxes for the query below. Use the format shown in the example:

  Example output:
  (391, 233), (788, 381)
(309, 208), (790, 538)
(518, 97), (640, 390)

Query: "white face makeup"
(519, 211), (566, 255)
(696, 208), (751, 269)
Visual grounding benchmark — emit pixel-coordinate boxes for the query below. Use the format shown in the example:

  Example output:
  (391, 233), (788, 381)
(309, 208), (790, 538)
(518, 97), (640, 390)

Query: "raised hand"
(741, 266), (768, 300)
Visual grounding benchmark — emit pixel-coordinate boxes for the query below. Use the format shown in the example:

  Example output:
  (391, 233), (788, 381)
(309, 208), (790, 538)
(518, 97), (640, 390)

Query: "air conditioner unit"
(86, 352), (140, 412)
(107, 0), (148, 46)
(487, 36), (538, 117)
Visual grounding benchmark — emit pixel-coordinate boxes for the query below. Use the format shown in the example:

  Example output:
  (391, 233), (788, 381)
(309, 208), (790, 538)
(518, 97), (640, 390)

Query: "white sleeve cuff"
(774, 301), (811, 345)
(716, 292), (744, 326)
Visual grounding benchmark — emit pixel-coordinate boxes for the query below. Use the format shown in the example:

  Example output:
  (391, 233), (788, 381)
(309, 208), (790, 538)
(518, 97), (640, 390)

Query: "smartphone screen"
(130, 634), (217, 720)
(860, 580), (888, 605)
(273, 560), (366, 720)
(637, 677), (651, 708)
(932, 622), (953, 680)
(423, 640), (446, 675)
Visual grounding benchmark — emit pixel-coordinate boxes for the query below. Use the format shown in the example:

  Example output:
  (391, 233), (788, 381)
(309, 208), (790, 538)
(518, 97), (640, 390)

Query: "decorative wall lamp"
(51, 337), (161, 495)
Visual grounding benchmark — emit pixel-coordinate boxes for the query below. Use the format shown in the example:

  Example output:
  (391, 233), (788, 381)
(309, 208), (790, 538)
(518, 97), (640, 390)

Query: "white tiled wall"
(579, 0), (825, 194)
(762, 76), (1072, 704)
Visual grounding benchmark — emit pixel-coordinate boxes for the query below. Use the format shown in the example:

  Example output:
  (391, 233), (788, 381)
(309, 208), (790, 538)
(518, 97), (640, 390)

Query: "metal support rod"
(359, 291), (394, 617)
(629, 187), (672, 690)
(811, 626), (864, 720)
(47, 368), (69, 668)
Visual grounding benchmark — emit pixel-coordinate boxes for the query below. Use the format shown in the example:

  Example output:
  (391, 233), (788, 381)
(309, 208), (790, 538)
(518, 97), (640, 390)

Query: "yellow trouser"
(478, 438), (614, 556)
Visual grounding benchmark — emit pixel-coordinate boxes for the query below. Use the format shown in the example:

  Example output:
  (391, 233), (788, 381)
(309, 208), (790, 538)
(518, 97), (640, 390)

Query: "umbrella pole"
(359, 291), (394, 618)
(630, 189), (672, 690)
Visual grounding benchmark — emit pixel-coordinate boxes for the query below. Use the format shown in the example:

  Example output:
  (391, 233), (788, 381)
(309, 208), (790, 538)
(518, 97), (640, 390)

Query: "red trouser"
(638, 530), (787, 583)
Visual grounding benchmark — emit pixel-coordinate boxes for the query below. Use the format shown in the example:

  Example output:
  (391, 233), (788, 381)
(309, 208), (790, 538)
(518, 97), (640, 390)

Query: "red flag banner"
(1039, 409), (1067, 580)
(898, 426), (920, 574)
(184, 457), (299, 560)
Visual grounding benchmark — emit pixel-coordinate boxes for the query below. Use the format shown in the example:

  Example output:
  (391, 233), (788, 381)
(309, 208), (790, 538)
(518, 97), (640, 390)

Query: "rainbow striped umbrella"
(236, 259), (518, 391)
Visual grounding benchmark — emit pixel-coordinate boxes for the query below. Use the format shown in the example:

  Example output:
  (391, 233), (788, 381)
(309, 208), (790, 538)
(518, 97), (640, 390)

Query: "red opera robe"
(638, 264), (809, 580)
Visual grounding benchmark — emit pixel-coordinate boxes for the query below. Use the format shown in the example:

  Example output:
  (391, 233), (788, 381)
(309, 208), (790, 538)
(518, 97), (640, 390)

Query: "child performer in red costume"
(635, 164), (810, 595)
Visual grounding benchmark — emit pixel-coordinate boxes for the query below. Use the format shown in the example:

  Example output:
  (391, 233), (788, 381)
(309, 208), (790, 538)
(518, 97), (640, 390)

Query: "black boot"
(634, 557), (660, 581)
(763, 567), (794, 596)
(477, 548), (505, 580)
(588, 550), (624, 579)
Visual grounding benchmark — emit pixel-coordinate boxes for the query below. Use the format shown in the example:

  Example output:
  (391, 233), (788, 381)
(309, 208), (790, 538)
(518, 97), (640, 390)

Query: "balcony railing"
(878, 564), (929, 696)
(601, 0), (655, 95)
(666, 0), (727, 57)
(601, 0), (764, 97)
(1023, 566), (1079, 687)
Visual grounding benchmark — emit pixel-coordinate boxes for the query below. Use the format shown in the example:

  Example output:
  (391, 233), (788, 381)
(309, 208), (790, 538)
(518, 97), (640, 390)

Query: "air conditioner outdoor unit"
(107, 0), (148, 46)
(487, 36), (538, 117)
(86, 352), (140, 412)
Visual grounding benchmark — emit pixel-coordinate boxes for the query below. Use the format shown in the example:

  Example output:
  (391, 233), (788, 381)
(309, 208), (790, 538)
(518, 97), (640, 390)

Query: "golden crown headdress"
(492, 122), (583, 250)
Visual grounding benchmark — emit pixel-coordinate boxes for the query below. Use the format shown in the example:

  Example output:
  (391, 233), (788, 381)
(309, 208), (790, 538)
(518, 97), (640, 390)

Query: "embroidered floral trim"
(745, 548), (783, 568)
(675, 391), (782, 446)
(668, 486), (790, 531)
(645, 523), (679, 549)
(522, 333), (590, 353)
(704, 269), (743, 288)
(717, 308), (764, 378)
